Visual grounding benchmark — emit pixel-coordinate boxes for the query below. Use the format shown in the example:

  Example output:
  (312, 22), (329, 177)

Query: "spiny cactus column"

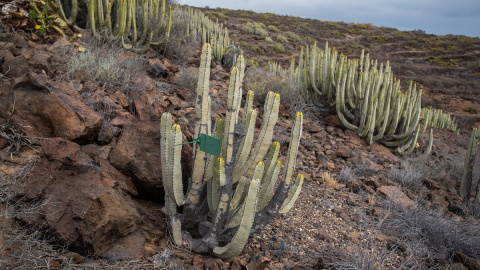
(181, 7), (230, 61)
(285, 41), (458, 158)
(460, 126), (480, 206)
(160, 43), (304, 260)
(57, 0), (172, 52)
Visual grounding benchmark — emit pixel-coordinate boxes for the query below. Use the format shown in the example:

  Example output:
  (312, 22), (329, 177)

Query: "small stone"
(62, 252), (85, 264)
(192, 256), (205, 269)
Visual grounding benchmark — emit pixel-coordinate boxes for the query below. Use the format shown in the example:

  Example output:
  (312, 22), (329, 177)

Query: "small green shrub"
(265, 37), (273, 42)
(272, 44), (285, 53)
(371, 35), (388, 43)
(348, 29), (370, 35)
(331, 30), (345, 38)
(241, 24), (255, 34)
(242, 22), (268, 37)
(347, 43), (363, 49)
(267, 25), (279, 32)
(285, 31), (302, 42)
(463, 106), (477, 114)
(276, 35), (288, 43)
(447, 45), (461, 51)
(428, 56), (462, 66)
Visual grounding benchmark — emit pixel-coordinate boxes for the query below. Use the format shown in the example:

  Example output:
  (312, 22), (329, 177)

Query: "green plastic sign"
(177, 133), (221, 157)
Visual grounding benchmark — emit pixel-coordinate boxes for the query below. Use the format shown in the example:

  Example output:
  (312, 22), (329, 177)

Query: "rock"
(7, 73), (102, 142)
(422, 177), (443, 190)
(28, 51), (51, 73)
(315, 233), (333, 242)
(454, 252), (480, 270)
(109, 121), (193, 199)
(426, 190), (448, 210)
(451, 263), (469, 270)
(246, 256), (270, 270)
(3, 55), (29, 77)
(97, 122), (114, 145)
(376, 234), (406, 252)
(370, 207), (392, 218)
(343, 130), (365, 146)
(364, 177), (381, 190)
(346, 179), (361, 193)
(192, 256), (206, 269)
(346, 192), (362, 205)
(369, 143), (397, 164)
(336, 145), (352, 158)
(323, 114), (342, 127)
(13, 138), (145, 258)
(133, 95), (164, 121)
(148, 58), (178, 77)
(377, 185), (415, 208)
(62, 252), (85, 264)
(205, 258), (227, 270)
(303, 120), (323, 133)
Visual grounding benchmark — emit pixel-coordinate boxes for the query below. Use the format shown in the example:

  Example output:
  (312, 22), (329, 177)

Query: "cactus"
(275, 41), (457, 158)
(160, 43), (304, 260)
(460, 126), (480, 207)
(56, 0), (172, 52)
(180, 7), (230, 61)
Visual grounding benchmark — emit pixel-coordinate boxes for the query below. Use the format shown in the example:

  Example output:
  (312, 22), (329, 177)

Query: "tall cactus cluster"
(460, 126), (480, 207)
(179, 7), (230, 60)
(270, 42), (457, 157)
(56, 0), (172, 52)
(160, 44), (304, 260)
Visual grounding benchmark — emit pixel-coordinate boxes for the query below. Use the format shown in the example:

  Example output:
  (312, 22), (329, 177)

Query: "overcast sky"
(180, 0), (480, 37)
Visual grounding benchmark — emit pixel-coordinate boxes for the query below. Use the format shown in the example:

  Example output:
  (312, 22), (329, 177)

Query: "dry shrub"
(322, 171), (338, 189)
(244, 67), (302, 111)
(63, 35), (148, 93)
(338, 166), (355, 183)
(161, 7), (199, 64)
(381, 198), (480, 266)
(175, 67), (198, 92)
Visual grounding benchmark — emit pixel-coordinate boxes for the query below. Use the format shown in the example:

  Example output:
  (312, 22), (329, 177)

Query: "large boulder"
(108, 120), (193, 200)
(13, 138), (156, 258)
(5, 72), (102, 142)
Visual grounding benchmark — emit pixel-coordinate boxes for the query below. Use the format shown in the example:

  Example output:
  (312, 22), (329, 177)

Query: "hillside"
(1, 2), (480, 269)
(197, 6), (480, 133)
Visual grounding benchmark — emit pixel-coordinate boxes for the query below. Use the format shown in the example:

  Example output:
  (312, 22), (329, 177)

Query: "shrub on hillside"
(276, 35), (289, 43)
(63, 36), (147, 93)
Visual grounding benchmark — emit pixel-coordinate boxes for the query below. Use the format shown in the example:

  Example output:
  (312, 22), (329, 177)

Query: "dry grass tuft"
(322, 171), (338, 189)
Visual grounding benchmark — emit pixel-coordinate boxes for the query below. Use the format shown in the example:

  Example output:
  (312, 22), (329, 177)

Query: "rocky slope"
(1, 3), (480, 270)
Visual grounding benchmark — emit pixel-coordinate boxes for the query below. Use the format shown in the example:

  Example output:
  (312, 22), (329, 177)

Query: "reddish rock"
(323, 114), (342, 127)
(422, 177), (443, 190)
(346, 179), (361, 193)
(148, 58), (178, 77)
(133, 95), (164, 121)
(369, 143), (397, 164)
(205, 258), (227, 270)
(109, 121), (193, 198)
(336, 145), (352, 158)
(192, 256), (206, 269)
(377, 185), (415, 208)
(28, 51), (51, 73)
(13, 138), (145, 258)
(364, 177), (381, 190)
(246, 256), (270, 270)
(3, 55), (29, 77)
(7, 73), (102, 142)
(303, 120), (323, 133)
